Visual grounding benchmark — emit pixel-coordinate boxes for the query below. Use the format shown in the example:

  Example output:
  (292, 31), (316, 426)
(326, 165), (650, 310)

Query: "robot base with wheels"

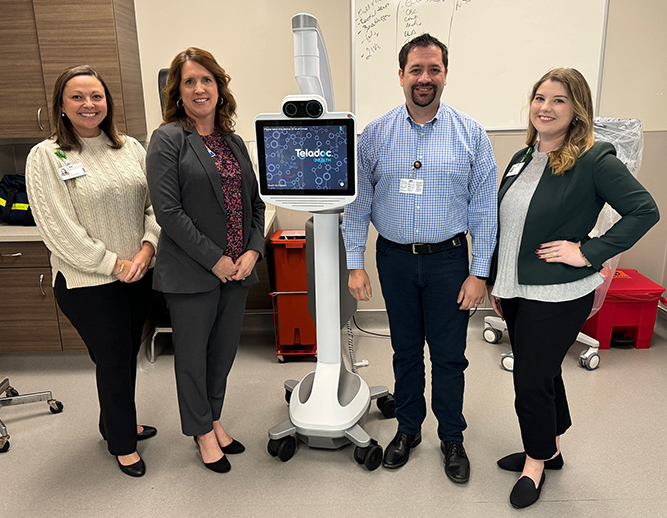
(266, 213), (390, 470)
(256, 14), (393, 470)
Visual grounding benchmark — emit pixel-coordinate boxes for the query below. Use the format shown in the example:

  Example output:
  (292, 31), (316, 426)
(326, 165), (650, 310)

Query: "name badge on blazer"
(506, 163), (524, 177)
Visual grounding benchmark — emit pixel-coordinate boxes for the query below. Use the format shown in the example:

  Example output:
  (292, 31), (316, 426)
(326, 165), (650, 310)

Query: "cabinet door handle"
(1, 252), (22, 257)
(37, 108), (45, 131)
(39, 274), (46, 296)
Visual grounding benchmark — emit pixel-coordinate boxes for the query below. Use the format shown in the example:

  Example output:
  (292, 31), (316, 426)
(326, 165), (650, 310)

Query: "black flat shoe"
(116, 456), (146, 477)
(441, 440), (470, 484)
(194, 436), (231, 473)
(221, 438), (245, 454)
(510, 472), (545, 509)
(382, 430), (421, 469)
(137, 425), (157, 441)
(497, 451), (563, 472)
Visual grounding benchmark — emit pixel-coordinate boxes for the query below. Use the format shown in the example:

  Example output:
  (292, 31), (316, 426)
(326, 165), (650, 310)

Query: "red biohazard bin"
(581, 269), (665, 349)
(269, 230), (316, 359)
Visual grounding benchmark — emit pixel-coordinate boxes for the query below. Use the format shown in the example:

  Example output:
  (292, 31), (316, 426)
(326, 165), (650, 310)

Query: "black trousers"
(165, 281), (249, 437)
(54, 271), (154, 456)
(500, 292), (594, 460)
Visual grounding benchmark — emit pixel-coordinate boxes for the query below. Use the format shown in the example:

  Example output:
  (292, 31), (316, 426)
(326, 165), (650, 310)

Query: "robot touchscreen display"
(256, 118), (355, 197)
(263, 124), (349, 191)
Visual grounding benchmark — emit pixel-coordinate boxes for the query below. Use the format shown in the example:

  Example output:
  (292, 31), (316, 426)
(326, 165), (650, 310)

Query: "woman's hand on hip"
(124, 242), (155, 283)
(536, 240), (586, 267)
(212, 255), (239, 283)
(232, 250), (260, 281)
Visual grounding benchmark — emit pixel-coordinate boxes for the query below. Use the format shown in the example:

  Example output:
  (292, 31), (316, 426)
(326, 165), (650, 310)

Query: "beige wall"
(134, 0), (352, 142)
(134, 0), (667, 310)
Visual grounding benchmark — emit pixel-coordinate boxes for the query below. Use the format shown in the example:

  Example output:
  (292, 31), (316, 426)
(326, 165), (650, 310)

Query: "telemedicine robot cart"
(254, 14), (391, 470)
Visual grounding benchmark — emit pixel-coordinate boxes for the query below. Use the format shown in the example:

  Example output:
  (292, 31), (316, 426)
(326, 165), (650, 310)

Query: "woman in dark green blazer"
(486, 68), (659, 509)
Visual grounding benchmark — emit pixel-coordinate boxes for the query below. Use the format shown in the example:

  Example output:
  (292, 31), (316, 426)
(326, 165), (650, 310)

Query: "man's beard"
(411, 83), (437, 107)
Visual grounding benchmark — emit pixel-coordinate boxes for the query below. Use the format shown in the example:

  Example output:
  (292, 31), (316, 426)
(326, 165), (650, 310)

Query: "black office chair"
(0, 377), (63, 453)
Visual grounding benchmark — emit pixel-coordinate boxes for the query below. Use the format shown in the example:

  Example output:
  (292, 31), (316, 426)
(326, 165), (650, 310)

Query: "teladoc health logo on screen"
(295, 148), (333, 162)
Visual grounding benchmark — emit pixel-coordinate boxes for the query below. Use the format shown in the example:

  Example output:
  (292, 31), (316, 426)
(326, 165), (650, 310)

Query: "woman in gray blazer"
(486, 68), (658, 508)
(146, 47), (265, 473)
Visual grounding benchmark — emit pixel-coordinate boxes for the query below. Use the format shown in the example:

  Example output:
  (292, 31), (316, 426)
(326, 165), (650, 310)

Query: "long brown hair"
(161, 47), (237, 134)
(526, 68), (595, 175)
(51, 65), (124, 152)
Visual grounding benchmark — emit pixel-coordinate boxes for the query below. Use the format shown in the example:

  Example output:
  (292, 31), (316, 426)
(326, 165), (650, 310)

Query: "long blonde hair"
(526, 68), (595, 175)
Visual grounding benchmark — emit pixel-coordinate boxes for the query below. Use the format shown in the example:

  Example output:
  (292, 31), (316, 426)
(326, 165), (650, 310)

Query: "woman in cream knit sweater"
(26, 65), (160, 478)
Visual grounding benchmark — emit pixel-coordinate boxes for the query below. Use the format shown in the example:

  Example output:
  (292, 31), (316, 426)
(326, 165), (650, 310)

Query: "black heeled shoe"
(221, 438), (245, 454)
(510, 472), (545, 509)
(100, 424), (158, 442)
(137, 425), (157, 441)
(497, 451), (563, 472)
(116, 456), (146, 477)
(194, 436), (231, 473)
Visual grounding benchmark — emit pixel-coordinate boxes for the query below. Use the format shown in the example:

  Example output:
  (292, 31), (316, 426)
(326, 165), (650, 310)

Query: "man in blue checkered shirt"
(343, 34), (497, 483)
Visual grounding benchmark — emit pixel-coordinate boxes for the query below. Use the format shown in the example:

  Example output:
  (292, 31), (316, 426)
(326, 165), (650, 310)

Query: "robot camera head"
(281, 95), (326, 119)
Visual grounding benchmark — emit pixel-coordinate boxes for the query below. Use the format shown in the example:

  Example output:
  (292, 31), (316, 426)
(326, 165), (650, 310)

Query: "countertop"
(0, 205), (277, 243)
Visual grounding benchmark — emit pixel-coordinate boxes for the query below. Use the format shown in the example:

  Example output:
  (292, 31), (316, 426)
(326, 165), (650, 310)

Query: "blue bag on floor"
(0, 174), (35, 226)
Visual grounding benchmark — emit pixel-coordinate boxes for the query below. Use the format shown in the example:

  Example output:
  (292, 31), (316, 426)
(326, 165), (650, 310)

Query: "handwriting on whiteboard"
(357, 1), (391, 60)
(356, 0), (473, 60)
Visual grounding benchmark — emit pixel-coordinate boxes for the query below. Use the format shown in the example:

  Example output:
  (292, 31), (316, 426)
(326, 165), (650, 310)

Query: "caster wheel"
(6, 387), (19, 397)
(284, 389), (292, 405)
(267, 439), (280, 457)
(500, 352), (514, 372)
(354, 440), (382, 470)
(277, 355), (285, 363)
(0, 441), (9, 453)
(364, 443), (382, 471)
(353, 445), (367, 464)
(49, 401), (64, 414)
(483, 327), (502, 344)
(277, 436), (296, 462)
(579, 350), (600, 370)
(376, 394), (395, 419)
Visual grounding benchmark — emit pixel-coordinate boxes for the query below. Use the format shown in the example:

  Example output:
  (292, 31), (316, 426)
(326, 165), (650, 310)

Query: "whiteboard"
(353, 0), (609, 130)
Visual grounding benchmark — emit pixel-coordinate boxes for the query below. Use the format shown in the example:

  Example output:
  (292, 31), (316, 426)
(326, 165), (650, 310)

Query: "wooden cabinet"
(0, 242), (61, 352)
(0, 0), (51, 138)
(0, 241), (86, 353)
(0, 0), (146, 140)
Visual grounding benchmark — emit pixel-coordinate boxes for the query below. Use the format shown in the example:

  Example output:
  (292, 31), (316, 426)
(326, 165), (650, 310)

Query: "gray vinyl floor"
(2, 308), (667, 518)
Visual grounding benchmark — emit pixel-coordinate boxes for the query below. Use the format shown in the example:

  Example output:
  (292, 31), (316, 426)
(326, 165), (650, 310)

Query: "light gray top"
(492, 148), (602, 302)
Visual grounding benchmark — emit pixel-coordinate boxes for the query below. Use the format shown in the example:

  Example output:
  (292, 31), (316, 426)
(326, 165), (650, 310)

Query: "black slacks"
(165, 281), (249, 437)
(54, 271), (154, 456)
(500, 291), (594, 460)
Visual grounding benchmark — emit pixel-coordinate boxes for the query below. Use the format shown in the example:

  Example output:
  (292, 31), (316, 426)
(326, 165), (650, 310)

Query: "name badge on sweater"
(59, 163), (87, 181)
(400, 178), (423, 195)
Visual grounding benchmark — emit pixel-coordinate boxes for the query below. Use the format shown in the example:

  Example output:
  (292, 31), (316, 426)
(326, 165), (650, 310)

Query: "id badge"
(59, 163), (87, 181)
(399, 178), (424, 195)
(506, 163), (524, 177)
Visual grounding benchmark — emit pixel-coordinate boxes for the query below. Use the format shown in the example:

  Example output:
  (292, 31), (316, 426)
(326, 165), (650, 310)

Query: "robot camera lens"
(283, 102), (299, 117)
(306, 100), (323, 118)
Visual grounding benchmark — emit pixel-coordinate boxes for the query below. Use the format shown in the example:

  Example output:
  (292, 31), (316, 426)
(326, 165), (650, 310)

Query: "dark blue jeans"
(376, 236), (470, 441)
